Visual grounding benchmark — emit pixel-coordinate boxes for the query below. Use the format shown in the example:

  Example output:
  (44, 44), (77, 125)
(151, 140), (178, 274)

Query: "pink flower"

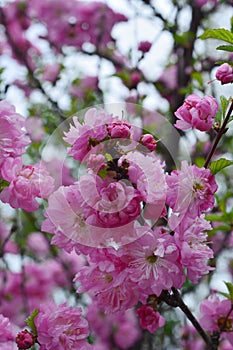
(79, 175), (142, 228)
(119, 151), (167, 220)
(35, 302), (90, 350)
(136, 305), (165, 333)
(16, 330), (35, 349)
(140, 134), (157, 151)
(0, 157), (54, 212)
(69, 76), (99, 99)
(138, 41), (152, 53)
(86, 302), (141, 348)
(166, 160), (218, 229)
(27, 232), (49, 256)
(0, 220), (18, 254)
(174, 94), (218, 131)
(42, 63), (60, 83)
(76, 259), (140, 313)
(64, 108), (117, 162)
(121, 228), (185, 296)
(25, 117), (45, 142)
(174, 215), (214, 283)
(0, 314), (15, 343)
(195, 0), (218, 6)
(107, 121), (131, 139)
(199, 295), (233, 344)
(216, 63), (233, 85)
(0, 100), (30, 172)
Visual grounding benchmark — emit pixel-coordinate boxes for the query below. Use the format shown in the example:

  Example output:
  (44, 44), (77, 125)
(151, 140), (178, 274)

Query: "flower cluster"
(41, 108), (218, 336)
(27, 0), (127, 52)
(0, 100), (30, 177)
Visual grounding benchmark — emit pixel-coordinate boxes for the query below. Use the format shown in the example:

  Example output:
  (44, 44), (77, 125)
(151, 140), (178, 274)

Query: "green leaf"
(217, 45), (233, 52)
(0, 179), (10, 192)
(195, 157), (205, 168)
(219, 282), (233, 302)
(199, 28), (233, 45)
(205, 213), (227, 222)
(105, 153), (113, 162)
(225, 282), (233, 301)
(25, 308), (39, 335)
(97, 167), (108, 179)
(209, 158), (233, 175)
(220, 96), (231, 120)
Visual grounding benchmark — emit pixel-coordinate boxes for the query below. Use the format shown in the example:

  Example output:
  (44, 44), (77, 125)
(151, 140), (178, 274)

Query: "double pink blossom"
(35, 302), (91, 350)
(174, 94), (218, 131)
(0, 100), (30, 174)
(199, 295), (233, 345)
(0, 157), (54, 212)
(136, 305), (165, 333)
(166, 160), (218, 229)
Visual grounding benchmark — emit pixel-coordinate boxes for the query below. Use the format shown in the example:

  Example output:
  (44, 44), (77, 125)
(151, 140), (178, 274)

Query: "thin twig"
(204, 99), (233, 168)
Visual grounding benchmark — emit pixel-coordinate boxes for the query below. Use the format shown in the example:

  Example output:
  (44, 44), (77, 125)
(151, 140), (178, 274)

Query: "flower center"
(146, 254), (158, 264)
(217, 316), (232, 332)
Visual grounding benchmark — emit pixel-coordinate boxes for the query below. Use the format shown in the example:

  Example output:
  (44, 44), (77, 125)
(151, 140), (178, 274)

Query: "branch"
(204, 99), (233, 168)
(0, 7), (66, 122)
(160, 288), (214, 349)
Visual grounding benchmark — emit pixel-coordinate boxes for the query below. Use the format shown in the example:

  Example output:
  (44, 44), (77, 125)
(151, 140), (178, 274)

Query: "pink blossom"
(28, 0), (127, 51)
(35, 302), (90, 350)
(0, 100), (30, 173)
(86, 301), (141, 348)
(136, 305), (165, 333)
(174, 94), (218, 131)
(42, 62), (60, 83)
(138, 41), (152, 53)
(166, 160), (218, 229)
(25, 117), (45, 142)
(27, 232), (49, 256)
(0, 157), (54, 212)
(119, 151), (167, 220)
(76, 260), (140, 312)
(42, 183), (141, 249)
(16, 330), (35, 349)
(180, 325), (204, 350)
(0, 220), (18, 254)
(140, 134), (157, 151)
(121, 228), (185, 296)
(174, 215), (213, 281)
(199, 295), (233, 344)
(216, 63), (233, 85)
(69, 76), (99, 99)
(79, 175), (142, 228)
(87, 154), (106, 174)
(64, 108), (117, 162)
(0, 314), (15, 343)
(195, 0), (218, 6)
(107, 121), (131, 139)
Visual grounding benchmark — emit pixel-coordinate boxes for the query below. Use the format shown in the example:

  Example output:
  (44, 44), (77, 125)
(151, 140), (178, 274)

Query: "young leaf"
(217, 45), (233, 52)
(199, 28), (233, 45)
(219, 282), (233, 302)
(25, 308), (39, 335)
(225, 281), (233, 301)
(0, 179), (10, 192)
(209, 158), (233, 175)
(220, 95), (231, 119)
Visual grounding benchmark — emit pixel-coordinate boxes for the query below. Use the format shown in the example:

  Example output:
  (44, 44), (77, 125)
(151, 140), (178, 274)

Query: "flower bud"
(16, 330), (35, 349)
(215, 63), (233, 85)
(140, 134), (157, 151)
